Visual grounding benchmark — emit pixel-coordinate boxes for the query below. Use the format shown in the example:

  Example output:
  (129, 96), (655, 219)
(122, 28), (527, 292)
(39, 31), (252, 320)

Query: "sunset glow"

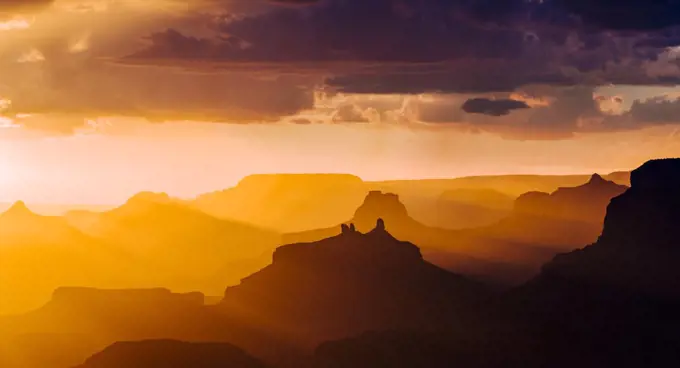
(2, 2), (680, 368)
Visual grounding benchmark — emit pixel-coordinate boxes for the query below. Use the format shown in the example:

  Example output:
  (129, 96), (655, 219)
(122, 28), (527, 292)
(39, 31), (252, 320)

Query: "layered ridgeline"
(0, 288), (231, 368)
(191, 172), (630, 233)
(481, 173), (629, 248)
(69, 192), (280, 293)
(507, 158), (680, 367)
(219, 219), (490, 348)
(524, 159), (680, 299)
(192, 174), (368, 233)
(286, 175), (628, 285)
(0, 202), (138, 315)
(283, 191), (431, 244)
(0, 192), (280, 315)
(308, 159), (680, 368)
(0, 221), (490, 368)
(423, 188), (515, 229)
(0, 159), (674, 368)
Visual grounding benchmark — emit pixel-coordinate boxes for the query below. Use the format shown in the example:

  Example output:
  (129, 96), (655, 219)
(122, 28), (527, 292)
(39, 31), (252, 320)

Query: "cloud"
(461, 98), (530, 116)
(557, 0), (680, 30)
(269, 0), (319, 5)
(0, 57), (317, 127)
(289, 117), (313, 124)
(0, 0), (53, 15)
(129, 1), (532, 64)
(122, 0), (680, 96)
(396, 87), (612, 139)
(2, 0), (680, 140)
(628, 96), (680, 123)
(331, 104), (372, 123)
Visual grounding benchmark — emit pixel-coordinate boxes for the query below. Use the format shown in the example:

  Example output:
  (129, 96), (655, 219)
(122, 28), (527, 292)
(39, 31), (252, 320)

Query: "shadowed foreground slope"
(506, 158), (680, 367)
(312, 158), (680, 368)
(76, 340), (267, 368)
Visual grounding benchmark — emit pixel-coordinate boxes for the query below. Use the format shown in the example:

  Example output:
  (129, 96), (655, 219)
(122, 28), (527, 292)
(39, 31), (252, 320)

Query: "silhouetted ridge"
(508, 158), (680, 367)
(76, 340), (266, 368)
(274, 219), (421, 267)
(49, 287), (204, 309)
(508, 173), (627, 223)
(282, 191), (430, 245)
(629, 158), (680, 189)
(590, 159), (680, 251)
(535, 158), (680, 294)
(587, 173), (605, 184)
(220, 220), (488, 347)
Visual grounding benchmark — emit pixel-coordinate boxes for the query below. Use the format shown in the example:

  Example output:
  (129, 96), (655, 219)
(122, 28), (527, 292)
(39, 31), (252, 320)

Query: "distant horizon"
(0, 166), (634, 207)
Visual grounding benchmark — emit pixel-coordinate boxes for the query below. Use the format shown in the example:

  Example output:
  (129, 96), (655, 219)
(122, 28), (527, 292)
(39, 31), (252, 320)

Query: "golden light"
(17, 48), (45, 63)
(0, 17), (32, 31)
(69, 33), (90, 53)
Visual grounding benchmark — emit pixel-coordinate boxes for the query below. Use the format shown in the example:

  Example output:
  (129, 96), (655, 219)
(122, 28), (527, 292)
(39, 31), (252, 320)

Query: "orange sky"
(2, 120), (678, 204)
(2, 1), (680, 204)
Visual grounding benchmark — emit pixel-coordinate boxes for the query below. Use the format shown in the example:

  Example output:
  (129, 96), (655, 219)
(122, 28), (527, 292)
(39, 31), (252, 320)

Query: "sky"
(2, 0), (680, 204)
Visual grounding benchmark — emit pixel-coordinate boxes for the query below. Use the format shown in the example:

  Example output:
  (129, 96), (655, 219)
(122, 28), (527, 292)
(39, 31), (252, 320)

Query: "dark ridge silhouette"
(484, 173), (629, 247)
(219, 219), (490, 348)
(313, 329), (535, 368)
(508, 158), (680, 367)
(515, 173), (628, 222)
(531, 159), (680, 297)
(75, 340), (267, 368)
(3, 164), (668, 368)
(283, 191), (430, 245)
(308, 160), (680, 368)
(0, 223), (489, 367)
(419, 174), (628, 285)
(286, 179), (627, 286)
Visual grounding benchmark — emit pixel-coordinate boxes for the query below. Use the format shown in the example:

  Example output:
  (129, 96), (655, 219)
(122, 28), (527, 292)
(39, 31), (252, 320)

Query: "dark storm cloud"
(324, 62), (576, 94)
(462, 98), (530, 116)
(269, 0), (319, 5)
(628, 96), (680, 123)
(557, 0), (680, 30)
(124, 0), (680, 96)
(131, 1), (529, 63)
(404, 86), (680, 140)
(5, 0), (680, 139)
(406, 87), (607, 139)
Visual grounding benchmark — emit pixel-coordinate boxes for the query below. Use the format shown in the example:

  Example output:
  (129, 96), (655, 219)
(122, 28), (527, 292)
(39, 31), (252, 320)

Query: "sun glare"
(0, 18), (32, 31)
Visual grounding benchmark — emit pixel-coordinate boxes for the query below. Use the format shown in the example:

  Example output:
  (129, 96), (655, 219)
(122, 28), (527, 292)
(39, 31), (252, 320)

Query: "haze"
(2, 1), (680, 368)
